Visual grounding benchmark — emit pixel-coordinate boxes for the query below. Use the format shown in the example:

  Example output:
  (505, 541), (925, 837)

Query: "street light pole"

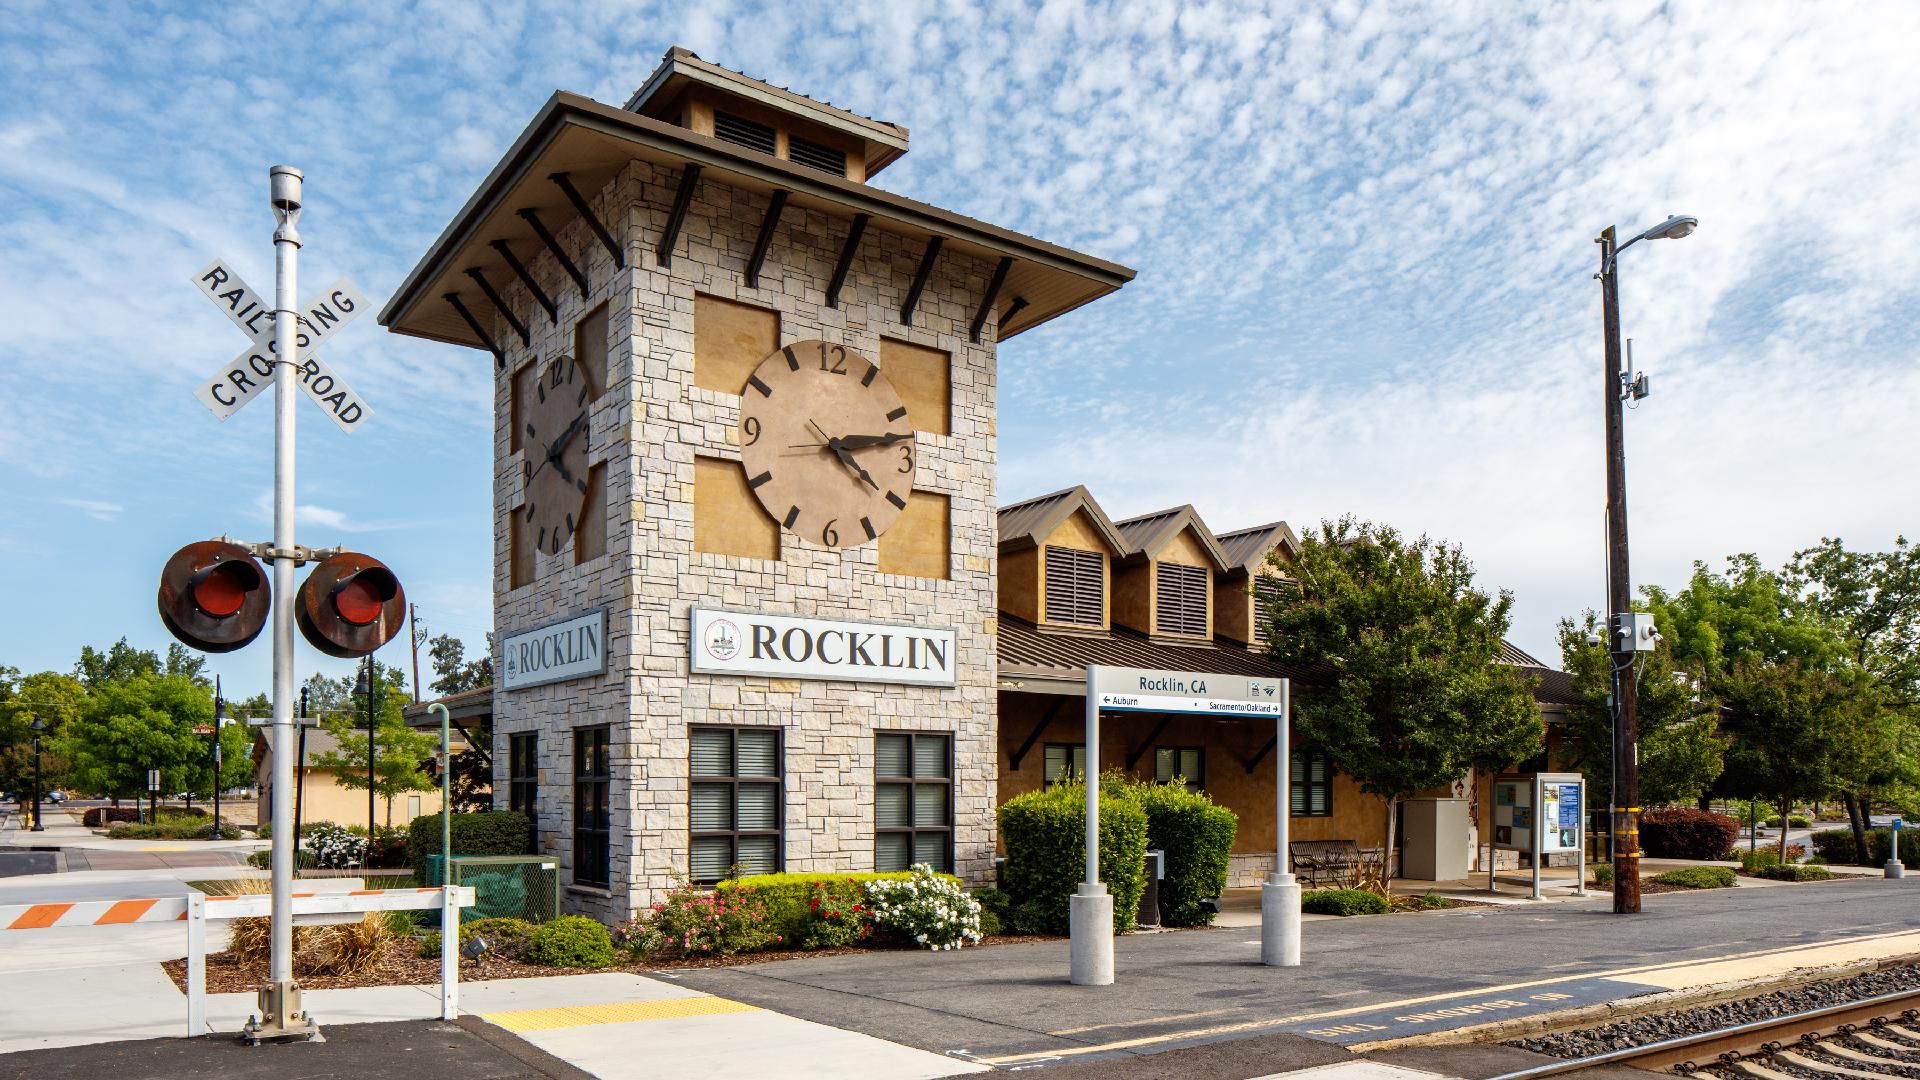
(29, 719), (44, 832)
(1596, 213), (1698, 916)
(212, 681), (227, 842)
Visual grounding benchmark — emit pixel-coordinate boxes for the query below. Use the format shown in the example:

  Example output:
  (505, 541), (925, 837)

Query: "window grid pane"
(1289, 749), (1333, 818)
(573, 727), (611, 888)
(876, 733), (951, 874)
(690, 726), (783, 884)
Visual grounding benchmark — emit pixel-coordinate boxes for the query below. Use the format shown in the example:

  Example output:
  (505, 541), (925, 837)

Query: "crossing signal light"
(158, 541), (270, 653)
(295, 552), (405, 658)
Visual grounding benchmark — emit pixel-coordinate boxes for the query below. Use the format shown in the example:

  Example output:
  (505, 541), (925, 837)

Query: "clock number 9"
(742, 415), (761, 446)
(821, 519), (839, 546)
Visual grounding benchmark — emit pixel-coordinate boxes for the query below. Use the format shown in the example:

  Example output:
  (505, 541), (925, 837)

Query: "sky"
(3, 1), (1919, 698)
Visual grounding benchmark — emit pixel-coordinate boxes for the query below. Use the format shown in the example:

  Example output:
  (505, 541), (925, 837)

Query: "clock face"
(520, 353), (592, 559)
(738, 340), (916, 549)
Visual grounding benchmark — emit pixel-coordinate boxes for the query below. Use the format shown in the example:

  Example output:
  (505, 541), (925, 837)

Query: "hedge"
(1302, 889), (1390, 916)
(1639, 808), (1740, 860)
(1135, 782), (1237, 927)
(714, 871), (923, 943)
(525, 915), (615, 968)
(999, 778), (1147, 935)
(1755, 864), (1834, 882)
(1810, 827), (1918, 868)
(408, 811), (532, 879)
(1651, 866), (1736, 889)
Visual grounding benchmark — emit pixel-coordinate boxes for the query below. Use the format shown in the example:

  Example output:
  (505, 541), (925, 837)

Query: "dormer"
(1111, 506), (1231, 644)
(625, 47), (910, 183)
(1212, 521), (1302, 647)
(997, 486), (1128, 632)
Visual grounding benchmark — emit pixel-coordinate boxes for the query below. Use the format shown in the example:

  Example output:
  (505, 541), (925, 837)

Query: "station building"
(386, 50), (1573, 918)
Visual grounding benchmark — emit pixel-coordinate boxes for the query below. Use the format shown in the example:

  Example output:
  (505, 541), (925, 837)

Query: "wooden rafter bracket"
(970, 256), (1014, 344)
(1008, 699), (1064, 772)
(517, 208), (590, 300)
(1124, 715), (1174, 771)
(550, 171), (625, 268)
(443, 292), (504, 369)
(744, 189), (788, 289)
(655, 163), (703, 268)
(899, 236), (942, 326)
(491, 240), (557, 324)
(1244, 734), (1277, 775)
(826, 213), (869, 309)
(465, 267), (529, 346)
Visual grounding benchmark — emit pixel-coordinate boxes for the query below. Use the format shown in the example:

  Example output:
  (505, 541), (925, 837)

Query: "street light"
(354, 660), (376, 841)
(1597, 212), (1698, 915)
(29, 719), (45, 833)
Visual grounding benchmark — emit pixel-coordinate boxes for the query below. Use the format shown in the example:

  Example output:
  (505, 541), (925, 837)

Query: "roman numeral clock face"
(521, 353), (592, 559)
(737, 340), (916, 549)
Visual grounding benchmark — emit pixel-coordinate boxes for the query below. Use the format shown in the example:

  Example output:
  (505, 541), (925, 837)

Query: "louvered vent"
(714, 112), (776, 155)
(1155, 563), (1208, 637)
(788, 134), (848, 176)
(1252, 577), (1286, 645)
(1044, 546), (1104, 626)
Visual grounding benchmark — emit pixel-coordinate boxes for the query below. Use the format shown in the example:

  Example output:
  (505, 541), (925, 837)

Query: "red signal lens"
(333, 576), (384, 625)
(191, 563), (251, 618)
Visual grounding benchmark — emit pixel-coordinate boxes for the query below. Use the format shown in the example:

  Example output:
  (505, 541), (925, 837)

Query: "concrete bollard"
(1069, 884), (1114, 986)
(1889, 819), (1906, 879)
(1261, 875), (1301, 966)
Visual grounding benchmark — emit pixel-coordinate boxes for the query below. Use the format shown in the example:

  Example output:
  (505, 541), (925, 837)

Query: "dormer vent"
(714, 111), (776, 156)
(787, 134), (848, 177)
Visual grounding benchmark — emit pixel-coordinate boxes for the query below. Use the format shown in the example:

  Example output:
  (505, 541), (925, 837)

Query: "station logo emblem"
(703, 618), (742, 662)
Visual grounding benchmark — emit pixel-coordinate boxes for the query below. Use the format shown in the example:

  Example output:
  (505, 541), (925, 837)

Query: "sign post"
(1263, 679), (1300, 967)
(1888, 818), (1905, 880)
(1073, 666), (1289, 985)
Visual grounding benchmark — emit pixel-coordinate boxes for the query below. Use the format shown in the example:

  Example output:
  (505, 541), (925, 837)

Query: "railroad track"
(1485, 989), (1920, 1080)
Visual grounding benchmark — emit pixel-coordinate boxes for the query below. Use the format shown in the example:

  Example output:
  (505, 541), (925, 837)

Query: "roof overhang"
(998, 485), (1130, 556)
(1115, 506), (1232, 572)
(380, 92), (1134, 350)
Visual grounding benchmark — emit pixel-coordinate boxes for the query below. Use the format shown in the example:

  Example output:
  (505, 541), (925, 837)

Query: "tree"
(1556, 612), (1724, 806)
(1786, 537), (1920, 860)
(427, 634), (494, 697)
(1717, 659), (1858, 863)
(1263, 517), (1542, 884)
(73, 639), (208, 690)
(310, 671), (438, 828)
(61, 673), (212, 804)
(1, 669), (85, 797)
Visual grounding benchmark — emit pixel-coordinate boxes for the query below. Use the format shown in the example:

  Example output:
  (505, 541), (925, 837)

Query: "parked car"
(46, 790), (65, 803)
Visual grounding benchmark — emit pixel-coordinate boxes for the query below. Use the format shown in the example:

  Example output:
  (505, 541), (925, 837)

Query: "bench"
(1289, 840), (1366, 888)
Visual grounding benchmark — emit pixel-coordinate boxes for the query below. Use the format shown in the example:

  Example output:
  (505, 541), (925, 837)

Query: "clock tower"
(381, 47), (1133, 917)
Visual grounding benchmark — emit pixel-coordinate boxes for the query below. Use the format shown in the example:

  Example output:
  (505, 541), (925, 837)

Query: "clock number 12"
(818, 342), (847, 374)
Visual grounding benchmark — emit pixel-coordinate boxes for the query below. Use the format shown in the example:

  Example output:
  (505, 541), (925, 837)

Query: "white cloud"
(57, 498), (122, 521)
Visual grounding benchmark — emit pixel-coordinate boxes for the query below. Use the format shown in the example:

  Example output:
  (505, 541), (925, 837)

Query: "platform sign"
(1089, 666), (1284, 716)
(189, 258), (373, 433)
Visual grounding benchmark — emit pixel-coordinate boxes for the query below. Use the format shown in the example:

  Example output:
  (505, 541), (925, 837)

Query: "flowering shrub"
(801, 880), (873, 949)
(302, 822), (368, 868)
(629, 882), (780, 958)
(863, 864), (982, 951)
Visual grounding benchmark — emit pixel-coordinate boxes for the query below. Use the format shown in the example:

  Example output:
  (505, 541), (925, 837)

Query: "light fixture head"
(1651, 214), (1698, 240)
(30, 718), (45, 733)
(352, 666), (370, 697)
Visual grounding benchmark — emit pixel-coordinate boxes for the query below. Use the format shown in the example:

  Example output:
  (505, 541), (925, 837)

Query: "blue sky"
(4, 1), (1919, 697)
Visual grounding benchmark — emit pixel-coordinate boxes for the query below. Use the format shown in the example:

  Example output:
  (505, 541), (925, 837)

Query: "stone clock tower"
(381, 47), (1132, 917)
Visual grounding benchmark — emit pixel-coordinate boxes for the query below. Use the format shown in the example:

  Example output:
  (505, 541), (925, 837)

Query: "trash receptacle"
(1138, 849), (1165, 927)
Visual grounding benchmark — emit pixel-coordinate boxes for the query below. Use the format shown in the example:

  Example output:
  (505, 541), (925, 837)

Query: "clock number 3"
(818, 342), (847, 374)
(898, 444), (913, 473)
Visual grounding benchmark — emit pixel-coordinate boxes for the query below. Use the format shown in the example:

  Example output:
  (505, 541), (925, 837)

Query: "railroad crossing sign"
(190, 258), (373, 433)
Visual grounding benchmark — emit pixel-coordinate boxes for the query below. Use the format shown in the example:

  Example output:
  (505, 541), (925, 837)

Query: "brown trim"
(1124, 716), (1174, 770)
(825, 213), (868, 308)
(970, 256), (1013, 344)
(655, 163), (703, 267)
(899, 236), (942, 325)
(744, 189), (788, 288)
(1008, 698), (1064, 771)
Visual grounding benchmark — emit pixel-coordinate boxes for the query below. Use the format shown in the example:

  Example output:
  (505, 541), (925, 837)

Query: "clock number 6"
(742, 415), (761, 446)
(821, 519), (839, 546)
(818, 342), (847, 375)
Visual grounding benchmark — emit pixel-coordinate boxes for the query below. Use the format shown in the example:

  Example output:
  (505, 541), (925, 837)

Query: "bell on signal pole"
(158, 540), (270, 653)
(295, 552), (405, 658)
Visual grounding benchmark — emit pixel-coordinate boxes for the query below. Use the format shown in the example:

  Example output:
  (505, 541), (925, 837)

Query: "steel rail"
(1482, 988), (1920, 1080)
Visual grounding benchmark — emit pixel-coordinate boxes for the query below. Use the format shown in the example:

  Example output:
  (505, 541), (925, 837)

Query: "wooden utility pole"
(1600, 225), (1642, 914)
(408, 603), (424, 702)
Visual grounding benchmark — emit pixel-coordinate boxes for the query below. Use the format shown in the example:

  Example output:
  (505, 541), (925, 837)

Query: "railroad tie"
(1816, 1039), (1912, 1066)
(1730, 1059), (1806, 1080)
(1851, 1031), (1919, 1053)
(1883, 1024), (1920, 1043)
(1775, 1049), (1907, 1079)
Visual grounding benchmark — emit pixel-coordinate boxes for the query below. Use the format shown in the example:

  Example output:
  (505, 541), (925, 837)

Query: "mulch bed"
(164, 932), (1059, 995)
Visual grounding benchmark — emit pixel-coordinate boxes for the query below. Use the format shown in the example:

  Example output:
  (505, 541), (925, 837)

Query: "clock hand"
(834, 432), (912, 451)
(826, 437), (881, 490)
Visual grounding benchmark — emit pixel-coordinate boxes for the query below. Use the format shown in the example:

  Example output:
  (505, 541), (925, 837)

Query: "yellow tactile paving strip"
(1612, 929), (1920, 990)
(482, 996), (760, 1033)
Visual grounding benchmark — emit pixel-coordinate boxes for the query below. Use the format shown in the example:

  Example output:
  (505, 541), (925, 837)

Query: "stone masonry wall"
(485, 159), (1002, 920)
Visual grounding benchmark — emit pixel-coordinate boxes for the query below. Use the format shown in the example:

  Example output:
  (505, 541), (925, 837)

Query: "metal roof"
(997, 613), (1316, 696)
(995, 485), (1128, 554)
(1111, 504), (1230, 570)
(1213, 521), (1302, 574)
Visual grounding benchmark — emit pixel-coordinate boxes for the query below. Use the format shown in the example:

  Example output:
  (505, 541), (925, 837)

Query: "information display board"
(1490, 772), (1586, 898)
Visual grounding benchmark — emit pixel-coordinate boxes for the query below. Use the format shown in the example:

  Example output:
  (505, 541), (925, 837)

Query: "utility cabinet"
(1401, 798), (1471, 881)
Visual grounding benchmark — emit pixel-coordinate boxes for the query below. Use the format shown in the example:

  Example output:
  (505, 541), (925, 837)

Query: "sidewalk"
(3, 811), (260, 872)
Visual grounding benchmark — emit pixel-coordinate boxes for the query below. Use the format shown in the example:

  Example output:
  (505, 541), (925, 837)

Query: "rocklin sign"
(502, 609), (607, 691)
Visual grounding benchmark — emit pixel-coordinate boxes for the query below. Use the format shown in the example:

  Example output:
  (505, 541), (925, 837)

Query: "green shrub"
(628, 882), (779, 958)
(715, 872), (922, 943)
(976, 906), (1002, 936)
(422, 916), (537, 959)
(1810, 828), (1918, 868)
(1651, 866), (1736, 889)
(1734, 848), (1781, 871)
(1302, 888), (1390, 916)
(1639, 808), (1741, 860)
(1134, 781), (1237, 927)
(1589, 863), (1614, 887)
(525, 915), (615, 968)
(105, 810), (228, 840)
(1756, 864), (1834, 882)
(971, 887), (1011, 935)
(408, 811), (532, 879)
(800, 880), (873, 949)
(999, 777), (1148, 935)
(1787, 815), (1813, 829)
(1415, 891), (1456, 910)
